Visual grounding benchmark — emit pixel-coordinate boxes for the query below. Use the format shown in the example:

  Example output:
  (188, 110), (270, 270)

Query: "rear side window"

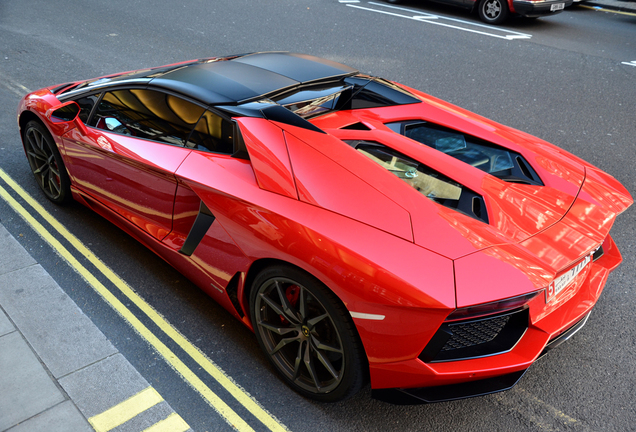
(186, 110), (234, 154)
(90, 89), (206, 147)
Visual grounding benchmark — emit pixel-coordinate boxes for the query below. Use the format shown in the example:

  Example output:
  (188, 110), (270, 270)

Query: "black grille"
(442, 315), (510, 351)
(420, 308), (528, 362)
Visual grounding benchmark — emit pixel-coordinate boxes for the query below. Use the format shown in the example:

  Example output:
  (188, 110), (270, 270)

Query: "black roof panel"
(148, 52), (358, 105)
(150, 61), (298, 104)
(233, 52), (357, 84)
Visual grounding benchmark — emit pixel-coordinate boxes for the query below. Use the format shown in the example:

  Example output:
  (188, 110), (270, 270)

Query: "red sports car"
(17, 52), (632, 404)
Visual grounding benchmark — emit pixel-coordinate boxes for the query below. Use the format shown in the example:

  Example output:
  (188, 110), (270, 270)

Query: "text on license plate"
(551, 2), (565, 11)
(547, 255), (590, 302)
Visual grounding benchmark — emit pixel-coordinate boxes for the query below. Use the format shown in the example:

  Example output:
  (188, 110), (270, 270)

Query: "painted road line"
(347, 1), (532, 40)
(492, 386), (592, 431)
(0, 176), (261, 432)
(0, 168), (289, 432)
(0, 77), (31, 97)
(88, 387), (175, 432)
(579, 4), (636, 16)
(143, 413), (191, 432)
(621, 61), (636, 67)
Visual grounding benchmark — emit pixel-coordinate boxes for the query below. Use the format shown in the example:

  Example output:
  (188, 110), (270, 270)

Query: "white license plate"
(551, 2), (565, 11)
(547, 254), (590, 302)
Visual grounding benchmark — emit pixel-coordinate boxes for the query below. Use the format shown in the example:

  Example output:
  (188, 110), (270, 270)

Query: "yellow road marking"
(89, 387), (164, 432)
(0, 174), (258, 432)
(578, 4), (636, 16)
(0, 168), (288, 431)
(142, 413), (191, 432)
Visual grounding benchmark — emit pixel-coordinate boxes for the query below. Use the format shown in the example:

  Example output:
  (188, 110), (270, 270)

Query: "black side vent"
(52, 82), (80, 95)
(341, 122), (371, 131)
(226, 273), (245, 318)
(593, 244), (604, 261)
(447, 190), (489, 225)
(261, 104), (325, 134)
(499, 155), (543, 186)
(420, 308), (529, 363)
(471, 196), (488, 224)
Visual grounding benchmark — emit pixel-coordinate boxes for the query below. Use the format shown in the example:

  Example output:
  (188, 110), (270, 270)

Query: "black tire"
(478, 0), (509, 24)
(250, 265), (367, 402)
(22, 120), (72, 204)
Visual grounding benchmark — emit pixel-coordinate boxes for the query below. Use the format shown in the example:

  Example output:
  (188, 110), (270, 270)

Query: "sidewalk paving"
(0, 224), (191, 432)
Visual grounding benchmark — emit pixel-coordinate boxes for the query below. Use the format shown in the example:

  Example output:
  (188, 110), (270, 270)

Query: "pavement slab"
(0, 263), (118, 379)
(0, 226), (36, 274)
(0, 224), (191, 432)
(7, 401), (94, 432)
(0, 331), (65, 431)
(0, 308), (13, 337)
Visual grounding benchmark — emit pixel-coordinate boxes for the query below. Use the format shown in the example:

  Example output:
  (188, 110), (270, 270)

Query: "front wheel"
(250, 265), (366, 402)
(22, 120), (72, 204)
(478, 0), (509, 24)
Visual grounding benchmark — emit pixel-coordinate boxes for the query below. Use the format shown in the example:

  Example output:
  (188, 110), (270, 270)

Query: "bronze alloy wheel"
(250, 265), (366, 402)
(23, 120), (71, 204)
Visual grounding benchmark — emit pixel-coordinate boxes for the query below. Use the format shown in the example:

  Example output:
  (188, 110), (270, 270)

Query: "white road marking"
(346, 1), (532, 40)
(621, 60), (636, 67)
(493, 387), (594, 432)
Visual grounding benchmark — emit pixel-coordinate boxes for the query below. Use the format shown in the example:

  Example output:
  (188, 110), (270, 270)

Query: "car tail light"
(445, 291), (542, 322)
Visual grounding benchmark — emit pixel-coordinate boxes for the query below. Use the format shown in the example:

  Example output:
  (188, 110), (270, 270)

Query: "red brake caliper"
(280, 285), (300, 324)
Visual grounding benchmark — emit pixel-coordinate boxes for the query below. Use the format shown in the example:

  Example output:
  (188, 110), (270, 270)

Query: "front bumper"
(512, 0), (573, 16)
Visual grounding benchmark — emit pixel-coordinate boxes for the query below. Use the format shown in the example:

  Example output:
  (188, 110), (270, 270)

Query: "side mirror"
(47, 101), (81, 123)
(45, 101), (87, 135)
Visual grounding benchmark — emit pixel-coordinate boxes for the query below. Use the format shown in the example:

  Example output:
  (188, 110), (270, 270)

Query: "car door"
(60, 88), (207, 241)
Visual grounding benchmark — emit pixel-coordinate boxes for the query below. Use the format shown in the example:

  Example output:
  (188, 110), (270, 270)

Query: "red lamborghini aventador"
(17, 52), (632, 404)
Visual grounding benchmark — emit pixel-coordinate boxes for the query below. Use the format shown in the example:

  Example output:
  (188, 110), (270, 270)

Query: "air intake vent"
(419, 308), (528, 362)
(341, 122), (371, 130)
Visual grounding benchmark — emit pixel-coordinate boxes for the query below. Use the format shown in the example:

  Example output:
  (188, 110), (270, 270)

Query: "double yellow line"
(0, 168), (288, 432)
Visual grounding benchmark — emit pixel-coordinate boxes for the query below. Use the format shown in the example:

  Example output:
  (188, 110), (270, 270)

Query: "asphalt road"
(1, 1), (635, 431)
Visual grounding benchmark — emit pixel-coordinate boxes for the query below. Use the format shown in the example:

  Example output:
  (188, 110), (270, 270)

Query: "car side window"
(74, 94), (101, 123)
(90, 89), (206, 147)
(186, 110), (234, 154)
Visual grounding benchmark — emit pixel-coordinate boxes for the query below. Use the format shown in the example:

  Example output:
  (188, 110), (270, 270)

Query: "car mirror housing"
(47, 101), (81, 123)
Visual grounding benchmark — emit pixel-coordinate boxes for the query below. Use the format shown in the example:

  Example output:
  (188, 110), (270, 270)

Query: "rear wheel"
(478, 0), (509, 24)
(22, 120), (71, 204)
(250, 265), (366, 402)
